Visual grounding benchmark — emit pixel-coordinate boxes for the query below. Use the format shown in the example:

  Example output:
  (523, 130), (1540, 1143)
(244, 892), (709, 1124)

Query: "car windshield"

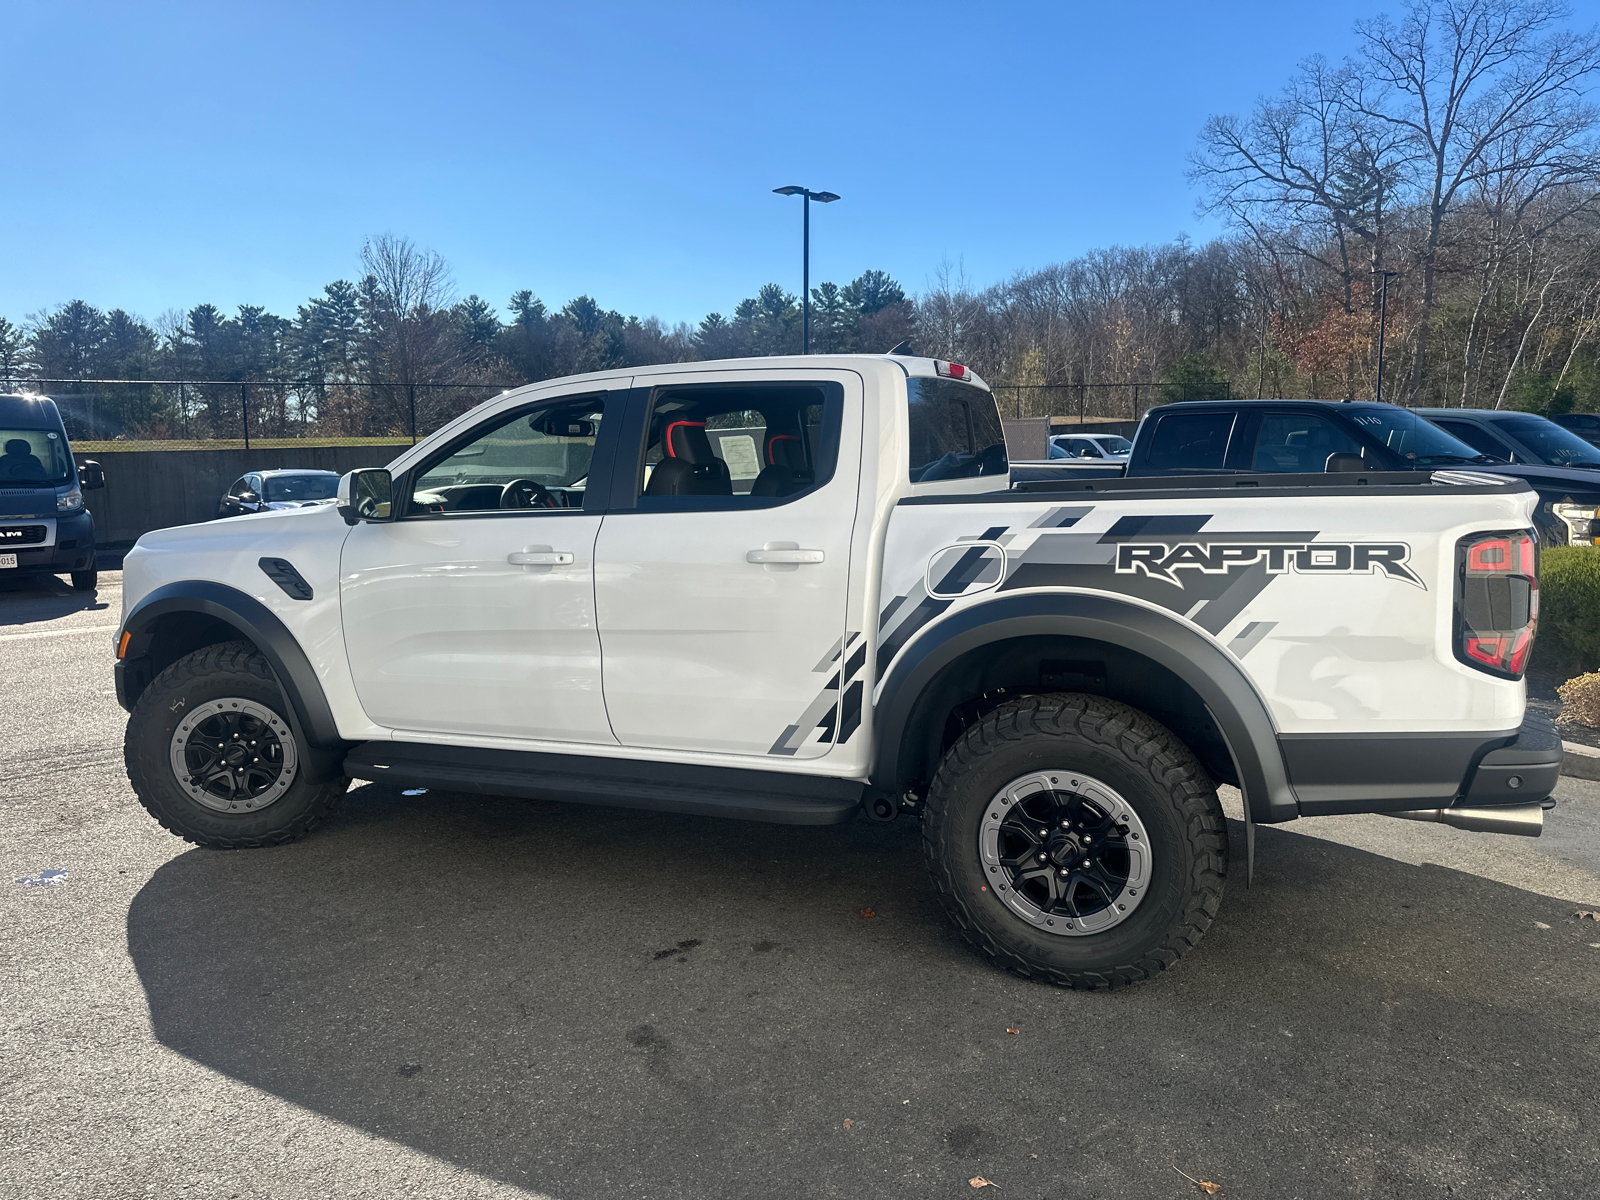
(264, 474), (340, 502)
(1496, 416), (1600, 467)
(1094, 436), (1133, 454)
(0, 428), (73, 485)
(1342, 405), (1487, 465)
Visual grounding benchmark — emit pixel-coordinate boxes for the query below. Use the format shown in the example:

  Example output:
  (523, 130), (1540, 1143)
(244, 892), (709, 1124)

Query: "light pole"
(1375, 270), (1399, 404)
(773, 185), (840, 353)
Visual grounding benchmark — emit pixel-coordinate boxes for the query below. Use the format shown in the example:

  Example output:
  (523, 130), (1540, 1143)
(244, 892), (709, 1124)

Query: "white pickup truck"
(114, 354), (1561, 988)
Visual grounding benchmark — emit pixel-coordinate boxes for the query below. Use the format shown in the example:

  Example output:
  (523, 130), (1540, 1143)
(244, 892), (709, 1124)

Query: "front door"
(593, 370), (861, 759)
(340, 388), (622, 744)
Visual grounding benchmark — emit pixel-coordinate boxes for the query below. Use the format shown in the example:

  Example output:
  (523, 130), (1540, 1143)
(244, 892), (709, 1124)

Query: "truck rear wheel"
(922, 693), (1227, 989)
(125, 641), (347, 849)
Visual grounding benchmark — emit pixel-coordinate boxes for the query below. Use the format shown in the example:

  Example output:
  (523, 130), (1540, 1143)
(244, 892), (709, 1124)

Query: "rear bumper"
(1279, 711), (1561, 817)
(1460, 711), (1562, 805)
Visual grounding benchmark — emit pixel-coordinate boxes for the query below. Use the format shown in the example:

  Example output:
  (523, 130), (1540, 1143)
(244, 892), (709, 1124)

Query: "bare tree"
(1347, 0), (1600, 399)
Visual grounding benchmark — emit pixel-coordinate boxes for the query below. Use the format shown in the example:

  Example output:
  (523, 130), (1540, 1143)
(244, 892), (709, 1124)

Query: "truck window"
(1250, 413), (1363, 473)
(1342, 405), (1479, 465)
(410, 395), (606, 513)
(636, 382), (841, 508)
(1144, 412), (1234, 471)
(907, 378), (1008, 482)
(1432, 420), (1513, 461)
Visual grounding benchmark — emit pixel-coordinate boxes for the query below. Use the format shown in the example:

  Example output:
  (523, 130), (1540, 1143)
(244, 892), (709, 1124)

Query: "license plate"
(0, 554), (15, 569)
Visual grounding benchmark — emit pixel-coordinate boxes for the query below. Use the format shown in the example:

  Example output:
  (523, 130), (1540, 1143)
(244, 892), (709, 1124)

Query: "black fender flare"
(867, 592), (1300, 824)
(119, 580), (349, 780)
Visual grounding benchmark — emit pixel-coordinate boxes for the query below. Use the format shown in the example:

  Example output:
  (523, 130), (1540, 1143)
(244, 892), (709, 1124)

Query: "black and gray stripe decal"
(768, 631), (864, 755)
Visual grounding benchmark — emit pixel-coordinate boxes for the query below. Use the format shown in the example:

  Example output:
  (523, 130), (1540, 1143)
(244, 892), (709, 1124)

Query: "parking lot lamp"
(772, 186), (840, 353)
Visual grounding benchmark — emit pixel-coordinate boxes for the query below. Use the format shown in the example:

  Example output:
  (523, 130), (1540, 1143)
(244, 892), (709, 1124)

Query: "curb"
(1562, 741), (1600, 781)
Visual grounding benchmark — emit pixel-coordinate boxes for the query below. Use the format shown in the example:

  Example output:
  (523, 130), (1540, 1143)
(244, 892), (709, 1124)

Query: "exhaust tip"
(1389, 803), (1544, 838)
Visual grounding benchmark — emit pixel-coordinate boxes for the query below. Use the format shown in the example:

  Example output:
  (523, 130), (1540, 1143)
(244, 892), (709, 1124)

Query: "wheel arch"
(118, 581), (347, 772)
(868, 592), (1300, 824)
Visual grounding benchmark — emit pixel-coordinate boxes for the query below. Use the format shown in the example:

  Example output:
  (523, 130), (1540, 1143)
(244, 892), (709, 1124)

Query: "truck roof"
(576, 354), (990, 391)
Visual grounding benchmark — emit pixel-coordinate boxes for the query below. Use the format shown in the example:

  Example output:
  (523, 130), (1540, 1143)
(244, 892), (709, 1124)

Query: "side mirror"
(238, 490), (261, 505)
(338, 468), (394, 525)
(1325, 452), (1366, 473)
(79, 460), (105, 490)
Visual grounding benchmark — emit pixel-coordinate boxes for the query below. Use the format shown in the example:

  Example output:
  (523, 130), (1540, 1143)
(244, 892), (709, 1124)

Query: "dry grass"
(1558, 672), (1600, 728)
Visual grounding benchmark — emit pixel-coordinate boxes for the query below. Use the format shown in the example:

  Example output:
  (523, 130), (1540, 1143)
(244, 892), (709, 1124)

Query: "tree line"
(4, 0), (1599, 440)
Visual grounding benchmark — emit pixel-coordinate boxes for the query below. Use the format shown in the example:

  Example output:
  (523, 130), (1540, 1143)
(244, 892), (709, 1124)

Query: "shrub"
(1534, 547), (1600, 674)
(1558, 672), (1600, 728)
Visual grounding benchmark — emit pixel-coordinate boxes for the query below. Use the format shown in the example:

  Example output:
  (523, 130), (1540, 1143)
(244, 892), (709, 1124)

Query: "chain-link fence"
(2, 376), (1233, 450)
(2, 378), (520, 451)
(996, 381), (1232, 424)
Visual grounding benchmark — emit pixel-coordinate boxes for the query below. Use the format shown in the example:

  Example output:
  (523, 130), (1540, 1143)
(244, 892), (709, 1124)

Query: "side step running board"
(344, 742), (864, 826)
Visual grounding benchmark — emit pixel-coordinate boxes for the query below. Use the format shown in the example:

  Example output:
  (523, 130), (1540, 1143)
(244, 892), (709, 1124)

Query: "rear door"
(593, 368), (861, 759)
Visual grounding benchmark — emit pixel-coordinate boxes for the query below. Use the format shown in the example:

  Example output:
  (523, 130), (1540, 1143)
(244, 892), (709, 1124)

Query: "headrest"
(665, 420), (716, 464)
(766, 433), (804, 470)
(4, 439), (31, 456)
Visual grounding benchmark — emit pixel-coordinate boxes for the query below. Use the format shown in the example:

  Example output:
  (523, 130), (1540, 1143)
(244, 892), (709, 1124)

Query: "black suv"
(1125, 399), (1600, 548)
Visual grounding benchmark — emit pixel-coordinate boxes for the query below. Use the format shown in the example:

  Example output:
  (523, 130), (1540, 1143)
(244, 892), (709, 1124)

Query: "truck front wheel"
(922, 693), (1227, 989)
(125, 641), (347, 849)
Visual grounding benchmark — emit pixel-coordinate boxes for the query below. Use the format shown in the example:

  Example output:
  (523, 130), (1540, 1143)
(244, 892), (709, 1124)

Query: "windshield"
(0, 429), (73, 486)
(1342, 405), (1487, 466)
(1496, 416), (1600, 467)
(1094, 436), (1133, 454)
(264, 474), (340, 502)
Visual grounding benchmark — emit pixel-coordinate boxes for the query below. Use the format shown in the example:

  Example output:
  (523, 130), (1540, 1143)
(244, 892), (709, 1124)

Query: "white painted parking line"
(0, 624), (120, 642)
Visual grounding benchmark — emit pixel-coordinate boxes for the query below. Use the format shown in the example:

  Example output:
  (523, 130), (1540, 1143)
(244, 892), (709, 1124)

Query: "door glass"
(1434, 421), (1513, 461)
(1250, 413), (1363, 472)
(1145, 412), (1234, 470)
(410, 396), (605, 513)
(637, 383), (840, 507)
(227, 476), (250, 498)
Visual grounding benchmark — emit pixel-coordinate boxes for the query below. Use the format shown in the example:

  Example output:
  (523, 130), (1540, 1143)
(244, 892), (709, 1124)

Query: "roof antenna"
(886, 340), (914, 356)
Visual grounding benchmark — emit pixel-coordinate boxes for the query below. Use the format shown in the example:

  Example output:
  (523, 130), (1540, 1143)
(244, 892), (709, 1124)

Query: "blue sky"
(2, 0), (1386, 329)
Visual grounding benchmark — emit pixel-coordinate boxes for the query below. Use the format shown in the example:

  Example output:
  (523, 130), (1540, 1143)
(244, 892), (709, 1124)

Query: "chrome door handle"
(507, 551), (575, 566)
(746, 548), (824, 564)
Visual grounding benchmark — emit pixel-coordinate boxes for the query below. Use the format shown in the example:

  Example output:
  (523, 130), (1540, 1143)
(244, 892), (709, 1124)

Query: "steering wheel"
(500, 478), (557, 509)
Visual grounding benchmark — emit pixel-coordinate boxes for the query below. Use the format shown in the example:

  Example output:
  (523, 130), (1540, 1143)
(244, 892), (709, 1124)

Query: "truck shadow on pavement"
(127, 784), (1600, 1200)
(0, 575), (110, 624)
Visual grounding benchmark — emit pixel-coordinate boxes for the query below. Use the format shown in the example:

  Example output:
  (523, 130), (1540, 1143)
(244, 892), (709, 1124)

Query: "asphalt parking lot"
(4, 570), (1599, 1200)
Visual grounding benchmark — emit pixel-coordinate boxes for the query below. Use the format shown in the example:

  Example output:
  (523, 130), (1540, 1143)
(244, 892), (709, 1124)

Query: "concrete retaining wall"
(73, 444), (409, 545)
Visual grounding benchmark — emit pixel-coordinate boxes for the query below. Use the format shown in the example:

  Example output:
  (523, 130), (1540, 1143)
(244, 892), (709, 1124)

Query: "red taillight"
(1457, 530), (1538, 679)
(934, 361), (968, 379)
(1467, 539), (1509, 572)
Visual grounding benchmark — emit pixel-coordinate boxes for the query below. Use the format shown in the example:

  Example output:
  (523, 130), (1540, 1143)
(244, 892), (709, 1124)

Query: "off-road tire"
(923, 693), (1227, 989)
(125, 640), (346, 848)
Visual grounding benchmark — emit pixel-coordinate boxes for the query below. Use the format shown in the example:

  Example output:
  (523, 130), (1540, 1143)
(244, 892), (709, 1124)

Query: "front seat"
(644, 420), (733, 496)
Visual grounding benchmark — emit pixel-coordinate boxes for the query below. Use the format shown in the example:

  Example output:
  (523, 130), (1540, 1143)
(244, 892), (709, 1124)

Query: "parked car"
(1418, 408), (1600, 471)
(1550, 412), (1600, 447)
(218, 469), (342, 518)
(115, 355), (1557, 991)
(1118, 398), (1600, 547)
(0, 392), (105, 590)
(1049, 432), (1132, 462)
